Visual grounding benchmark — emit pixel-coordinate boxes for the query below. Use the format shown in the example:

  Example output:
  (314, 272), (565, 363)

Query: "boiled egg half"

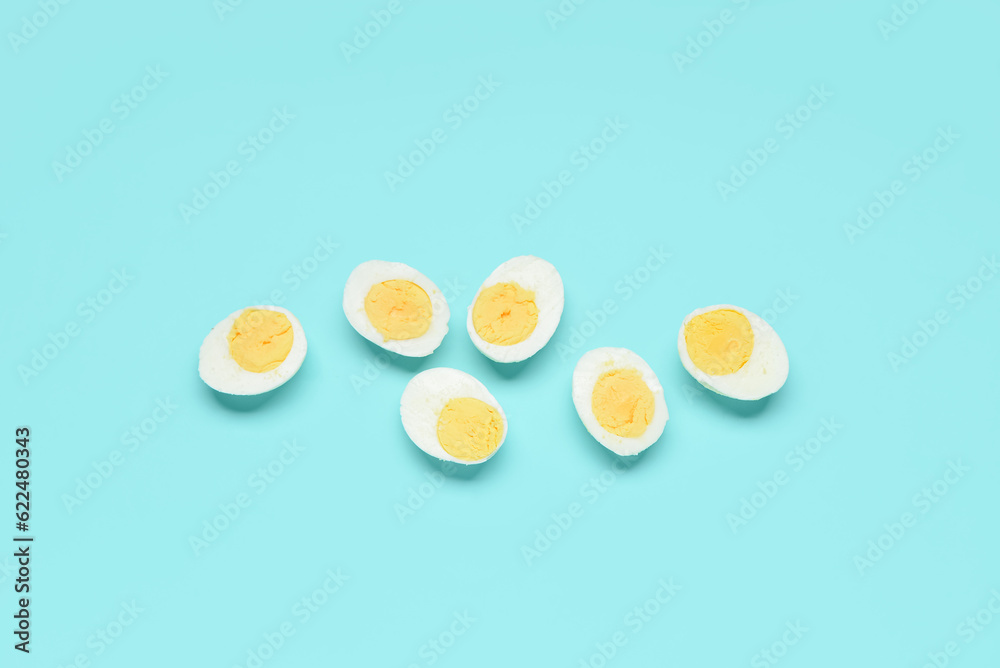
(400, 368), (507, 465)
(343, 260), (450, 357)
(572, 347), (668, 456)
(199, 305), (307, 395)
(467, 255), (564, 363)
(678, 304), (788, 400)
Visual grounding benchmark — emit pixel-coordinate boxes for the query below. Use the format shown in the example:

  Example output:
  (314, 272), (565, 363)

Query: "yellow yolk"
(472, 281), (538, 346)
(684, 309), (755, 376)
(227, 309), (294, 373)
(364, 280), (433, 341)
(591, 367), (654, 438)
(436, 397), (504, 461)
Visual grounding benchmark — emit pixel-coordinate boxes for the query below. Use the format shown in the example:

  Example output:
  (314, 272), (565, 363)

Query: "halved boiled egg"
(572, 348), (668, 456)
(199, 305), (307, 395)
(343, 260), (450, 357)
(467, 255), (564, 363)
(678, 304), (788, 400)
(400, 368), (507, 465)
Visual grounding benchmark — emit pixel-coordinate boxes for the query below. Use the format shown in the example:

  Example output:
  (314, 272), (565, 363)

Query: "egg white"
(198, 305), (307, 395)
(400, 368), (508, 465)
(343, 260), (450, 357)
(677, 304), (788, 401)
(572, 347), (668, 456)
(467, 255), (564, 363)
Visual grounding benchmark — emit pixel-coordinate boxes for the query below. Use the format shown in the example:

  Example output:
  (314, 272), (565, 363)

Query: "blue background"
(4, 0), (999, 665)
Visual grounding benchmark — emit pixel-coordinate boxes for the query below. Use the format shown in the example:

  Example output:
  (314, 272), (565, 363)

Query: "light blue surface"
(4, 0), (1000, 665)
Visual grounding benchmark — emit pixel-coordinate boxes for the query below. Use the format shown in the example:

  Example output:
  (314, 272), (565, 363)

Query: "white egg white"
(400, 367), (508, 465)
(198, 305), (307, 395)
(572, 347), (668, 456)
(677, 304), (788, 401)
(467, 255), (564, 363)
(343, 260), (450, 357)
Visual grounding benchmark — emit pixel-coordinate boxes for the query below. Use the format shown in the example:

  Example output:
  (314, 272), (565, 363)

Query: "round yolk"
(364, 280), (433, 341)
(436, 397), (504, 461)
(591, 367), (655, 438)
(472, 281), (538, 346)
(684, 309), (755, 376)
(227, 309), (294, 373)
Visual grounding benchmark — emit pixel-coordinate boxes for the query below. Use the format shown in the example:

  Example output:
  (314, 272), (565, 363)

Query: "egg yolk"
(591, 367), (654, 438)
(364, 280), (433, 341)
(684, 309), (754, 376)
(437, 397), (504, 461)
(227, 309), (294, 373)
(472, 281), (538, 346)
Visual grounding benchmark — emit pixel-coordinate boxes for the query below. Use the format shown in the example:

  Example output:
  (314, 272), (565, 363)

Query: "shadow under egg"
(205, 362), (309, 412)
(363, 339), (430, 374)
(397, 419), (491, 481)
(209, 387), (274, 411)
(432, 456), (486, 480)
(704, 388), (773, 417)
(487, 357), (532, 379)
